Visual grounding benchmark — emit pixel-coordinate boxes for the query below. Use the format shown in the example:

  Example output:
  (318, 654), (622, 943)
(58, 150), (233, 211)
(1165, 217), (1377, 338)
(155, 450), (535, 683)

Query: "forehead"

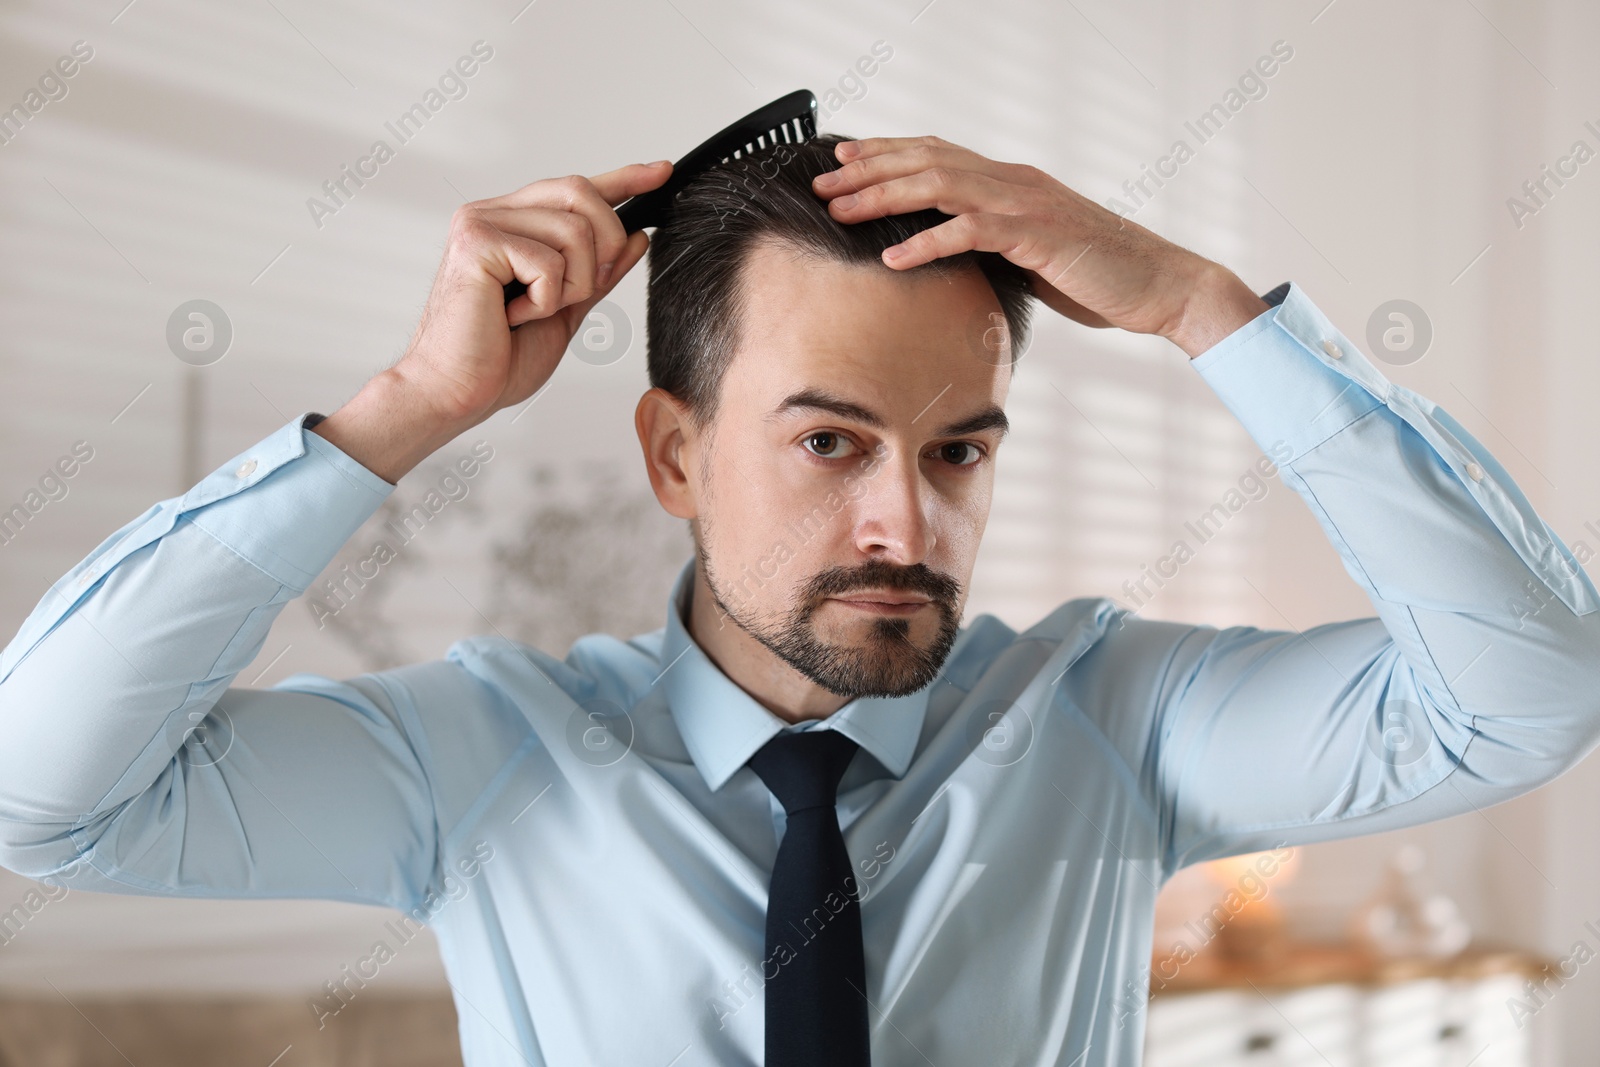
(721, 238), (1011, 419)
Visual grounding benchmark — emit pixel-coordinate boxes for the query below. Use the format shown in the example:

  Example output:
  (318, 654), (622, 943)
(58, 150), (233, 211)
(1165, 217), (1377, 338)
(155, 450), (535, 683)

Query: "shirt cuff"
(184, 412), (397, 592)
(1188, 281), (1391, 463)
(1189, 281), (1599, 617)
(0, 413), (394, 687)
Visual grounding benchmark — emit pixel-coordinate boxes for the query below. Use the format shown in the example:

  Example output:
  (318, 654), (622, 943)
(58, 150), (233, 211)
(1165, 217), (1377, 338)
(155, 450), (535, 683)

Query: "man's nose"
(850, 449), (935, 564)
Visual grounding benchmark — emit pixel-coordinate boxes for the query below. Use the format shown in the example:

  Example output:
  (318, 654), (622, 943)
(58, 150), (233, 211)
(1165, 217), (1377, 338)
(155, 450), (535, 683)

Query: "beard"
(697, 541), (963, 699)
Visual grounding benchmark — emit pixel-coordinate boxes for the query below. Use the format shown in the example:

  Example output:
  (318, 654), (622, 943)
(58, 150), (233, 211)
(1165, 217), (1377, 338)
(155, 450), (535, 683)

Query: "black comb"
(502, 88), (819, 307)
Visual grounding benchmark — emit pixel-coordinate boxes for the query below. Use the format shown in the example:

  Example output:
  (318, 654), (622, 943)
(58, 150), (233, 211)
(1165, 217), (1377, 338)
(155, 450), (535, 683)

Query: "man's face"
(688, 238), (1013, 699)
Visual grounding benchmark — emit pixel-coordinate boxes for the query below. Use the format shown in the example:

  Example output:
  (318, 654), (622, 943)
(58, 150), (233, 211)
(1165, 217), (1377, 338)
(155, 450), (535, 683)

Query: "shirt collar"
(658, 556), (931, 793)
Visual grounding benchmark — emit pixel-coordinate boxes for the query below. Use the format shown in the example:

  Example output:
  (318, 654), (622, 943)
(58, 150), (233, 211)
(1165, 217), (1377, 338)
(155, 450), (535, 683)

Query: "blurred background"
(1, 0), (1598, 1063)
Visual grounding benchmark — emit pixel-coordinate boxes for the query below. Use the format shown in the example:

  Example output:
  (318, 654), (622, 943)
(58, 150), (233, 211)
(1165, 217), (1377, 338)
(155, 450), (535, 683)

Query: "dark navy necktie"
(747, 728), (871, 1066)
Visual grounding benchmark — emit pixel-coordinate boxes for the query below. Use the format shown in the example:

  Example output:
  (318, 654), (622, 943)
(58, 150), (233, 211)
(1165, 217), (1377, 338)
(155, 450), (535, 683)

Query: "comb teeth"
(724, 116), (817, 162)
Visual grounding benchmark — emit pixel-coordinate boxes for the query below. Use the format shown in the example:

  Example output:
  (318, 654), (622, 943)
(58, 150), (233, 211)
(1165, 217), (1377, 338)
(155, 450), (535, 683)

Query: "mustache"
(802, 559), (961, 606)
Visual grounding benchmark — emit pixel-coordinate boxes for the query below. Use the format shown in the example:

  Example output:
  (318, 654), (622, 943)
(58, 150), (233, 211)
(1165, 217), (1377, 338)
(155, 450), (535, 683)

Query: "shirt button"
(1466, 461), (1485, 482)
(1320, 339), (1343, 359)
(235, 459), (257, 478)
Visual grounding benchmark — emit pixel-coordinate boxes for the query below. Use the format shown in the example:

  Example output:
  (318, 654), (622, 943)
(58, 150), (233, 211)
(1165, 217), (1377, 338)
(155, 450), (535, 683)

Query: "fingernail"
(838, 141), (859, 158)
(597, 262), (614, 286)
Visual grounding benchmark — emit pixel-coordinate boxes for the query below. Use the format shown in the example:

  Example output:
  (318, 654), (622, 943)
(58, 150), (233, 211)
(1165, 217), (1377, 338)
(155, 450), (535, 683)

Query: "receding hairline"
(707, 232), (1013, 411)
(645, 130), (1036, 381)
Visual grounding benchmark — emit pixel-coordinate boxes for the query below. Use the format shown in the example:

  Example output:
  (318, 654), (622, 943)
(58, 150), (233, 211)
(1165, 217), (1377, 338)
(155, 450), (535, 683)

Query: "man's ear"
(635, 387), (699, 521)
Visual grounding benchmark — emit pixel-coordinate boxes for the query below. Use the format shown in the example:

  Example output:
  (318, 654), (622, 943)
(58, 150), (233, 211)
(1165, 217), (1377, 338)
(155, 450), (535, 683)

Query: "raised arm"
(0, 416), (443, 907)
(1127, 282), (1600, 872)
(0, 162), (671, 903)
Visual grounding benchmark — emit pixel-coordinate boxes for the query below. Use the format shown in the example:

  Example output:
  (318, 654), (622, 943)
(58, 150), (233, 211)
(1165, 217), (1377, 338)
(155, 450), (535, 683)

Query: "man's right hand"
(312, 160), (673, 484)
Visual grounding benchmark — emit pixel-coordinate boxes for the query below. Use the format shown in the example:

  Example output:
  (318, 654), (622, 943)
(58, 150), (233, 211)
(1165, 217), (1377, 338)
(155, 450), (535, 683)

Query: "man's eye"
(803, 432), (859, 459)
(936, 442), (984, 467)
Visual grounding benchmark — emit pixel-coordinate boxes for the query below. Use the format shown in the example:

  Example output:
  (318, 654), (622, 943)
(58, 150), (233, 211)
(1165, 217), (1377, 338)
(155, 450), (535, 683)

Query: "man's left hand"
(811, 135), (1268, 359)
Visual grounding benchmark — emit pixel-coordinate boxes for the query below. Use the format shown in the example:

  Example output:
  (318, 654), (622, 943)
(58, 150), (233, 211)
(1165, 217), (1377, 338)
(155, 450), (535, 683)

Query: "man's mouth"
(826, 592), (932, 616)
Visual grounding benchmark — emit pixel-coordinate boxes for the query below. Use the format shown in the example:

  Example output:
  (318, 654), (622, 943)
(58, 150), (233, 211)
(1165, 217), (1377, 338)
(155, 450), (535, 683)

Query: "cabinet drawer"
(1363, 974), (1531, 1066)
(1146, 975), (1532, 1067)
(1146, 985), (1359, 1066)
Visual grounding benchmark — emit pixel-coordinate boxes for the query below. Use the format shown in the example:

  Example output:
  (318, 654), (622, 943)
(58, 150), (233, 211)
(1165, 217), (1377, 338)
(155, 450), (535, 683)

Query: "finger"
(875, 211), (1046, 272)
(471, 205), (601, 310)
(472, 161), (671, 211)
(818, 139), (1027, 201)
(472, 162), (670, 270)
(602, 228), (651, 291)
(826, 168), (1029, 229)
(586, 159), (674, 207)
(566, 161), (669, 271)
(496, 231), (569, 327)
(834, 134), (964, 162)
(556, 229), (650, 334)
(832, 134), (1010, 173)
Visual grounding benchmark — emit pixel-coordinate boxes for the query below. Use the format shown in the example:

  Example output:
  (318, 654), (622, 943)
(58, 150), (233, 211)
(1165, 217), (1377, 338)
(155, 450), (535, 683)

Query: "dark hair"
(644, 133), (1036, 428)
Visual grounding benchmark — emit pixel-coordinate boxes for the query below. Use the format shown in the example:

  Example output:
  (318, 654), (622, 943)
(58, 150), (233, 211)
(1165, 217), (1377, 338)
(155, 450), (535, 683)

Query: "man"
(0, 132), (1596, 1066)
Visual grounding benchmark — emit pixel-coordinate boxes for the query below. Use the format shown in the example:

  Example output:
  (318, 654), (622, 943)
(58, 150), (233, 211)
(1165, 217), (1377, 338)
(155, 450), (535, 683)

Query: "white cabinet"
(1144, 948), (1539, 1067)
(1145, 984), (1361, 1066)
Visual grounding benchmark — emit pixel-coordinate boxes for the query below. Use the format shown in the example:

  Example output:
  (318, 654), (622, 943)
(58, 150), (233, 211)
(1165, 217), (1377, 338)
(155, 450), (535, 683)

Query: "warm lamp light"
(1202, 848), (1301, 892)
(1196, 847), (1301, 963)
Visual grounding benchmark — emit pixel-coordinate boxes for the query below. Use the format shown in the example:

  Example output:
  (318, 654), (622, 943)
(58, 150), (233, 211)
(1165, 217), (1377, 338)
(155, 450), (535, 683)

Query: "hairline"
(684, 235), (1017, 437)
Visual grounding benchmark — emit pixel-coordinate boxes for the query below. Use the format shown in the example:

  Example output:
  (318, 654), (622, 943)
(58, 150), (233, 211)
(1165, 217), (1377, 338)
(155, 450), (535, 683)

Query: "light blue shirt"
(1, 282), (1598, 1066)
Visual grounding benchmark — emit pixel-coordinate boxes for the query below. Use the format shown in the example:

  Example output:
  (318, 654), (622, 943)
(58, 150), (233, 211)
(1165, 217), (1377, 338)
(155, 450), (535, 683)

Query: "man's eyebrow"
(769, 388), (1009, 439)
(770, 389), (887, 429)
(936, 405), (1010, 440)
